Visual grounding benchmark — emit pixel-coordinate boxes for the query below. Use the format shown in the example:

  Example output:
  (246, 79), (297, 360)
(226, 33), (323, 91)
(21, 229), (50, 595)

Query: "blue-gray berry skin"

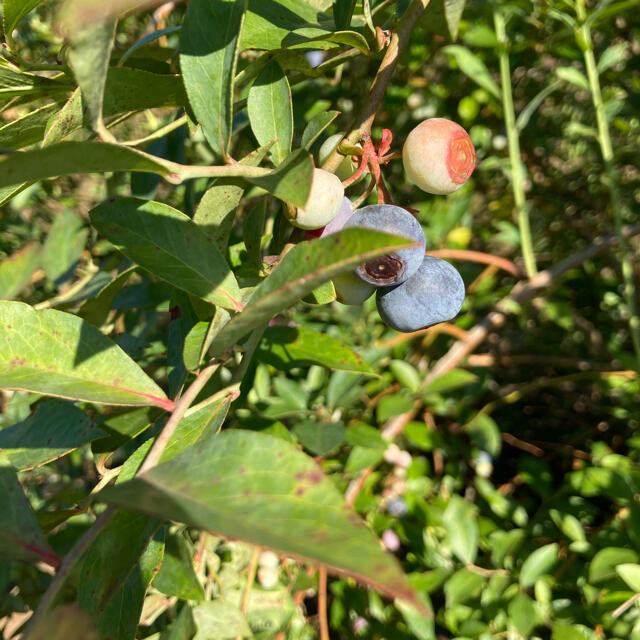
(342, 204), (426, 287)
(376, 256), (465, 332)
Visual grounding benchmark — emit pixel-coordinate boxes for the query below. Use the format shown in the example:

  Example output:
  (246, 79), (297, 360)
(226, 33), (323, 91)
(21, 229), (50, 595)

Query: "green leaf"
(28, 605), (99, 640)
(0, 399), (104, 471)
(442, 495), (478, 564)
(444, 568), (484, 606)
(395, 594), (435, 640)
(101, 429), (421, 609)
(556, 66), (590, 91)
(78, 266), (137, 328)
(589, 547), (638, 583)
(303, 279), (336, 305)
(422, 368), (477, 395)
(89, 198), (243, 312)
(259, 326), (375, 374)
(333, 0), (357, 29)
(42, 210), (88, 284)
(344, 423), (386, 450)
(192, 601), (251, 640)
(519, 543), (559, 587)
(209, 228), (419, 356)
(0, 141), (177, 190)
(79, 517), (164, 640)
(245, 148), (313, 207)
(0, 460), (58, 565)
(0, 61), (70, 97)
(597, 42), (628, 72)
(294, 421), (345, 455)
(0, 102), (60, 149)
(248, 61), (293, 165)
(390, 360), (420, 393)
(0, 243), (40, 300)
(180, 0), (247, 158)
(0, 301), (172, 409)
(301, 109), (340, 149)
(516, 80), (561, 131)
(442, 0), (466, 40)
(464, 413), (501, 457)
(67, 17), (116, 139)
(508, 592), (537, 637)
(193, 142), (273, 251)
(441, 45), (501, 99)
(153, 533), (204, 601)
(616, 563), (640, 592)
(3, 0), (44, 47)
(161, 604), (196, 640)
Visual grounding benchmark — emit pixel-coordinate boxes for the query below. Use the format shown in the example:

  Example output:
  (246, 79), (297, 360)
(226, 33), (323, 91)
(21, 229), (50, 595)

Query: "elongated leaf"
(441, 45), (501, 99)
(0, 102), (59, 149)
(333, 0), (357, 29)
(101, 429), (421, 608)
(3, 0), (44, 47)
(90, 198), (243, 311)
(248, 61), (293, 164)
(153, 533), (204, 600)
(210, 228), (418, 356)
(294, 421), (345, 455)
(0, 243), (40, 300)
(180, 0), (247, 158)
(516, 80), (561, 131)
(78, 266), (137, 328)
(616, 563), (640, 592)
(259, 326), (375, 374)
(193, 142), (273, 251)
(0, 460), (58, 565)
(0, 399), (104, 470)
(0, 141), (177, 190)
(0, 63), (70, 98)
(79, 517), (164, 639)
(67, 17), (116, 139)
(0, 301), (172, 409)
(301, 109), (340, 149)
(556, 66), (589, 91)
(42, 210), (88, 284)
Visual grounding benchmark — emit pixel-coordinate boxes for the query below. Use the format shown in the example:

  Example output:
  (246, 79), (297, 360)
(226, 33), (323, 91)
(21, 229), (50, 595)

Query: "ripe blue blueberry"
(376, 256), (464, 332)
(342, 204), (426, 287)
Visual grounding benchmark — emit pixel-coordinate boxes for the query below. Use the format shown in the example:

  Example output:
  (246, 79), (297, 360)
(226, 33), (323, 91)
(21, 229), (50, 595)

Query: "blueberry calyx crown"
(362, 255), (405, 285)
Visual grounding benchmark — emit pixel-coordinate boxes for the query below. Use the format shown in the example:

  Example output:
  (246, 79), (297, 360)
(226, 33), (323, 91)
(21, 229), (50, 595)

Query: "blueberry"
(376, 256), (464, 332)
(342, 204), (426, 287)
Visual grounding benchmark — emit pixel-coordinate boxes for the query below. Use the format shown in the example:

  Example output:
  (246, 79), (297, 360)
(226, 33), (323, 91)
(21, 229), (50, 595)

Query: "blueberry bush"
(1, 0), (640, 638)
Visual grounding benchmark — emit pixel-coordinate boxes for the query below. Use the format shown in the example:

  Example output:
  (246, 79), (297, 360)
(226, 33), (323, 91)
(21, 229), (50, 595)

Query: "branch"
(323, 0), (432, 174)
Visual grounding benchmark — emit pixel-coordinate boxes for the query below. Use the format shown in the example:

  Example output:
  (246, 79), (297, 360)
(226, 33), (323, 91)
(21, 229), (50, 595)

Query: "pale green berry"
(287, 168), (344, 230)
(333, 272), (375, 305)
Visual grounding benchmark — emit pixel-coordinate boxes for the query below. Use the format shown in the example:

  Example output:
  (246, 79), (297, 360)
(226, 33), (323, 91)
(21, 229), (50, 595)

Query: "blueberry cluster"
(327, 201), (465, 333)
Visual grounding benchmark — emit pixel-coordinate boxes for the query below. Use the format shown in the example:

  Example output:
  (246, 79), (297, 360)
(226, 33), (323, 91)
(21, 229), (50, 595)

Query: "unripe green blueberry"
(402, 118), (476, 195)
(318, 133), (360, 182)
(287, 168), (344, 230)
(333, 271), (375, 305)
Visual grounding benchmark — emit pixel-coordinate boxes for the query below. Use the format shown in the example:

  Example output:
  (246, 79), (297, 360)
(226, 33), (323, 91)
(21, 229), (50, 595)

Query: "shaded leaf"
(0, 399), (104, 470)
(42, 210), (88, 285)
(180, 0), (248, 158)
(90, 198), (243, 312)
(0, 243), (40, 300)
(0, 62), (70, 98)
(78, 266), (137, 328)
(444, 568), (484, 606)
(0, 102), (60, 149)
(101, 429), (421, 609)
(192, 601), (251, 640)
(0, 301), (172, 409)
(333, 0), (357, 29)
(589, 547), (638, 583)
(0, 460), (58, 565)
(301, 109), (340, 149)
(3, 0), (44, 47)
(441, 45), (501, 99)
(153, 533), (204, 601)
(209, 228), (418, 356)
(28, 604), (99, 640)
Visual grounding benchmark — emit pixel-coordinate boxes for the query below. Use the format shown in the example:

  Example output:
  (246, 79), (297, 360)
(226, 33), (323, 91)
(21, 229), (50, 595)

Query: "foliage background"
(1, 0), (639, 638)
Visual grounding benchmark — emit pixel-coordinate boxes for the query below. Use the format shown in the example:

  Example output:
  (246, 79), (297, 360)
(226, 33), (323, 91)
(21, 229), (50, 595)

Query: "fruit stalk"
(575, 0), (640, 370)
(493, 8), (537, 279)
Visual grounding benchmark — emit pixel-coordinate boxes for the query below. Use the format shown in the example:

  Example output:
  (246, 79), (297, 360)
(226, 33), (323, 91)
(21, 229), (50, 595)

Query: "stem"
(318, 568), (330, 640)
(322, 0), (432, 174)
(121, 114), (188, 147)
(493, 9), (537, 278)
(576, 0), (640, 370)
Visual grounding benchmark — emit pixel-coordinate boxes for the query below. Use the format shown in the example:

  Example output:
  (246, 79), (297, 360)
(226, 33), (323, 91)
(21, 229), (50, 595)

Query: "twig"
(425, 249), (520, 277)
(323, 0), (432, 174)
(318, 568), (330, 640)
